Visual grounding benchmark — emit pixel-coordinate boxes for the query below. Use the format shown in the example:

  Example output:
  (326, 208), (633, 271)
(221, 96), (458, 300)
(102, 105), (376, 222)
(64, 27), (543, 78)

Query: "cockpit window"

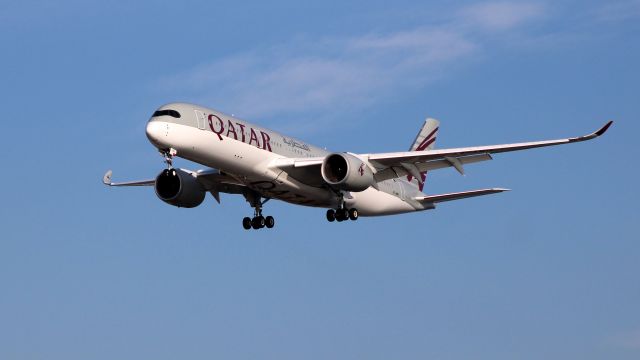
(152, 109), (181, 118)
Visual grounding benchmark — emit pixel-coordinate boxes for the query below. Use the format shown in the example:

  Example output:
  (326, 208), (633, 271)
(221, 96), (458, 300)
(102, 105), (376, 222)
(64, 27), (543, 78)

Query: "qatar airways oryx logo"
(358, 163), (365, 176)
(406, 126), (437, 191)
(207, 114), (272, 152)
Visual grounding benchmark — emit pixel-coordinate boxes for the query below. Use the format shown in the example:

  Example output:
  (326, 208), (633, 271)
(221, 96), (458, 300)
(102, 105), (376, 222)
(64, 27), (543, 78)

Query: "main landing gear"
(326, 192), (358, 223)
(326, 207), (358, 222)
(242, 191), (275, 230)
(242, 212), (275, 230)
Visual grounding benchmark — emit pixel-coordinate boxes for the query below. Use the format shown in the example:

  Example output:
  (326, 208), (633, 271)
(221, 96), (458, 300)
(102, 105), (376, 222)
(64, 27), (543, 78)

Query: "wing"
(102, 170), (155, 186)
(103, 168), (248, 203)
(368, 121), (612, 181)
(272, 121), (612, 186)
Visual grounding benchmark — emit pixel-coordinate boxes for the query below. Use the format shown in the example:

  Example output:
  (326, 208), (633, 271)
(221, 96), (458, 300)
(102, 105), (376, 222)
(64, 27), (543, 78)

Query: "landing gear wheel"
(242, 217), (252, 230)
(339, 208), (349, 221)
(265, 216), (275, 229)
(251, 216), (265, 229)
(348, 208), (359, 221)
(326, 209), (336, 222)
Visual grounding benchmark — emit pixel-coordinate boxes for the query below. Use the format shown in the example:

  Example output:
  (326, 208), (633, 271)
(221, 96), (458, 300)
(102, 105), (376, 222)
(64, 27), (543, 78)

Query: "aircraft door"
(195, 110), (206, 130)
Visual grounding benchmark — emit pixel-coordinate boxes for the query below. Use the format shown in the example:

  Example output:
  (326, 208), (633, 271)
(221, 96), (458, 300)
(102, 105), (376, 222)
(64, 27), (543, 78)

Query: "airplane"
(103, 102), (612, 230)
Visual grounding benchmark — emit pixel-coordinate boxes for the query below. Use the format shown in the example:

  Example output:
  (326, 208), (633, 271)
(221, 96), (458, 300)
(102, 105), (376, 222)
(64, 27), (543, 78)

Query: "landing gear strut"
(242, 191), (275, 230)
(160, 148), (177, 169)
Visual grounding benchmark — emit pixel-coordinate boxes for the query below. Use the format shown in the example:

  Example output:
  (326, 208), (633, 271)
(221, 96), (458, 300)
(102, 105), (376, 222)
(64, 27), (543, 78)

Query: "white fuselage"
(145, 103), (427, 216)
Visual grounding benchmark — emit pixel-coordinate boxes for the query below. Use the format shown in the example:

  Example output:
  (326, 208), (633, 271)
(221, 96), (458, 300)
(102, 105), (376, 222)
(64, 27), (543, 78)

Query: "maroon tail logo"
(415, 127), (438, 151)
(407, 127), (437, 191)
(407, 172), (427, 191)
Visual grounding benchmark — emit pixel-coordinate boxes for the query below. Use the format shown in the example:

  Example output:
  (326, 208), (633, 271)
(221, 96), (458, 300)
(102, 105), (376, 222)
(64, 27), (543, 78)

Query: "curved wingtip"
(595, 120), (613, 137)
(103, 170), (113, 185)
(493, 188), (511, 192)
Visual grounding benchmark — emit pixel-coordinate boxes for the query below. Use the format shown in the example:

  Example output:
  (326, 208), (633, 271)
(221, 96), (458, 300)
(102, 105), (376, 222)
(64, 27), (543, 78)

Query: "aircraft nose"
(146, 120), (165, 147)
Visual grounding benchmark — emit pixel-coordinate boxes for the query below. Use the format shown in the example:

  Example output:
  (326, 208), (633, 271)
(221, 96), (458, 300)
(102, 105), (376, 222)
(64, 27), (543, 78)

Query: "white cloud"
(157, 2), (546, 122)
(161, 28), (477, 120)
(459, 1), (545, 31)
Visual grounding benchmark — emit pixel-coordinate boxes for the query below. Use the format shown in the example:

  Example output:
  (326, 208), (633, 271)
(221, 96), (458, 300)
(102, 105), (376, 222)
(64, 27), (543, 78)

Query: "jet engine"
(155, 168), (206, 208)
(321, 153), (375, 192)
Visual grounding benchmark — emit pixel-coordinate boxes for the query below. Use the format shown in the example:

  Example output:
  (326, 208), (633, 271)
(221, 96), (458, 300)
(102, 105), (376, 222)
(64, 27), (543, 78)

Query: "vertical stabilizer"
(406, 118), (440, 191)
(409, 118), (439, 151)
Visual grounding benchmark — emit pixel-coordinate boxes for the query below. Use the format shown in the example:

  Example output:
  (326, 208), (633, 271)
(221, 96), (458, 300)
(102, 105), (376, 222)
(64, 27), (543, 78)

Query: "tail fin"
(409, 118), (440, 151)
(406, 118), (440, 191)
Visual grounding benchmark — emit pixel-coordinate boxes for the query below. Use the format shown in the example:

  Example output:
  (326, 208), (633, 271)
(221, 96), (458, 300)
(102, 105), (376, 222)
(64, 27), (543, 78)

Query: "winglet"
(103, 170), (113, 186)
(594, 120), (613, 137)
(492, 188), (511, 192)
(570, 121), (613, 142)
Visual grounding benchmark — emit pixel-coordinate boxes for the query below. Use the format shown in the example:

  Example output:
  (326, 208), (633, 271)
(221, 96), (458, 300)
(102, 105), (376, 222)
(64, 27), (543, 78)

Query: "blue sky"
(1, 1), (638, 359)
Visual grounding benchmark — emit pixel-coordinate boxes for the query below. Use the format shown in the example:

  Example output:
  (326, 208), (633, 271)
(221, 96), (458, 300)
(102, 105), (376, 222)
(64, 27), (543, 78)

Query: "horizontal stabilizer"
(414, 188), (510, 203)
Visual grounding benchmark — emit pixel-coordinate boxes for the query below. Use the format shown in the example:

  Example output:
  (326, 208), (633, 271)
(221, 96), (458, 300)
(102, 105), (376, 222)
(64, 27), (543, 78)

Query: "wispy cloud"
(157, 2), (547, 123)
(458, 1), (545, 31)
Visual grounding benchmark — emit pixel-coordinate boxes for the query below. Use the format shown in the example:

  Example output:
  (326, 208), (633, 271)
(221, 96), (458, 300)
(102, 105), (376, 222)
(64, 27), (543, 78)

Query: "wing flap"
(373, 153), (492, 182)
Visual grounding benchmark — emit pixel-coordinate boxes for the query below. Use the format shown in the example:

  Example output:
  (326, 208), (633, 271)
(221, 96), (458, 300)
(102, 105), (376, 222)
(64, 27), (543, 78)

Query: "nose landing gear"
(160, 148), (177, 169)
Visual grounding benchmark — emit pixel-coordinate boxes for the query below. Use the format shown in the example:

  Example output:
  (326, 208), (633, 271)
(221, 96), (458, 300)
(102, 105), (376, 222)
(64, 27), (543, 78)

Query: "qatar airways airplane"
(103, 102), (612, 230)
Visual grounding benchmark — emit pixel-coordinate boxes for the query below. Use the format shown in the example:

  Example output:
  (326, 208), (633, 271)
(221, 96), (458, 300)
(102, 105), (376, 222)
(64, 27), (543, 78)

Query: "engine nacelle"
(321, 153), (375, 192)
(155, 168), (205, 208)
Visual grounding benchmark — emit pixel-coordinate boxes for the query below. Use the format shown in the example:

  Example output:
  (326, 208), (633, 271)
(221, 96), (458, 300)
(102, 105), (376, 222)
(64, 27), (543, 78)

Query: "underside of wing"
(191, 168), (248, 203)
(270, 157), (325, 187)
(103, 168), (249, 203)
